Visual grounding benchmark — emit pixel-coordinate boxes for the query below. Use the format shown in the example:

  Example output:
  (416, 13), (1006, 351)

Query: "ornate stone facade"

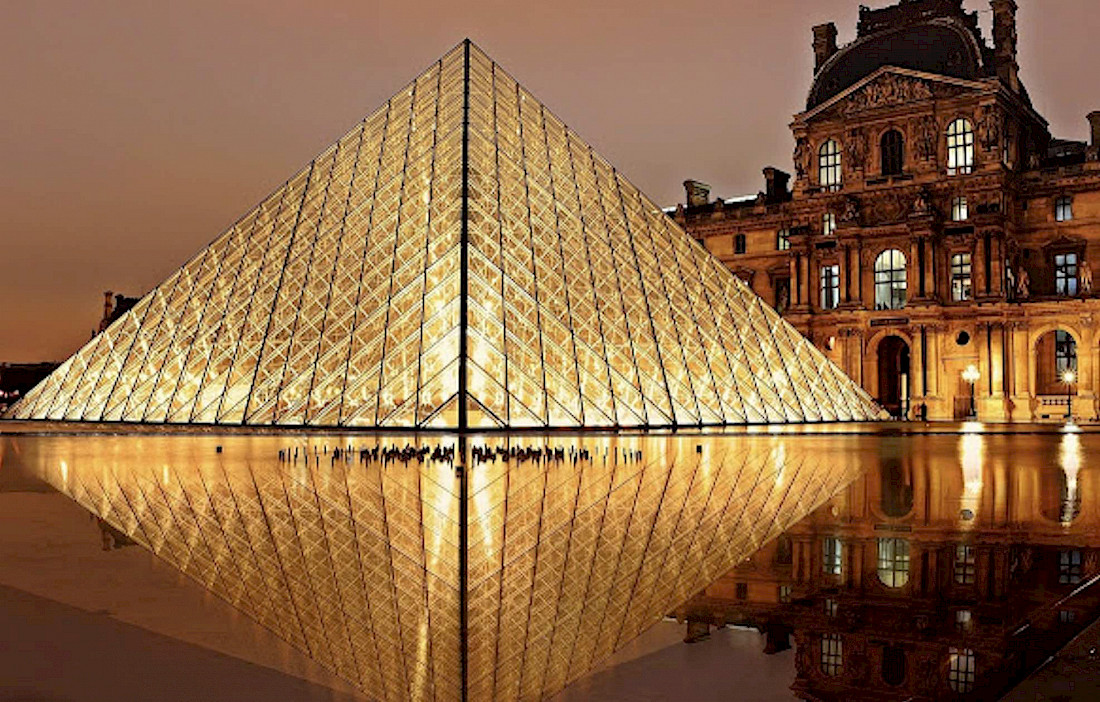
(674, 0), (1100, 421)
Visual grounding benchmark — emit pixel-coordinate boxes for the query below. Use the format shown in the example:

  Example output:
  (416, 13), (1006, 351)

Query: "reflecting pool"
(1, 424), (1098, 701)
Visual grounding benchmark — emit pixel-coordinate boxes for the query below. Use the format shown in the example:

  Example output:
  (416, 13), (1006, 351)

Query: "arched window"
(947, 118), (975, 175)
(819, 139), (842, 190)
(881, 130), (905, 176)
(882, 646), (907, 687)
(877, 538), (910, 588)
(874, 249), (908, 310)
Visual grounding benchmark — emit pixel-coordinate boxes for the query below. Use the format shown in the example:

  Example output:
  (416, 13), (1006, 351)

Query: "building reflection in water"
(0, 430), (869, 702)
(680, 429), (1100, 701)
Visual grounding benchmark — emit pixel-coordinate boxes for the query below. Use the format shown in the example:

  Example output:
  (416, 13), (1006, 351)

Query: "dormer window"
(881, 129), (905, 176)
(947, 118), (975, 176)
(819, 139), (843, 191)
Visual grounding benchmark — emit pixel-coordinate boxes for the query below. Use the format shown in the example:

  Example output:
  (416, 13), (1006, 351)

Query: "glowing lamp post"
(962, 365), (980, 419)
(1063, 369), (1077, 421)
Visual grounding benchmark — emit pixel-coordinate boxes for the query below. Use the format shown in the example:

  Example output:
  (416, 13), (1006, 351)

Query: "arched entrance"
(878, 336), (911, 418)
(1035, 330), (1078, 395)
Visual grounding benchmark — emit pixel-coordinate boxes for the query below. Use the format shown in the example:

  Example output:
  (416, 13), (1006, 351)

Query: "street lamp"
(962, 365), (980, 419)
(1063, 369), (1077, 421)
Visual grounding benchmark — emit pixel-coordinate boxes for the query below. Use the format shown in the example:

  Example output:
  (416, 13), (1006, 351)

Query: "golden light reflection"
(959, 428), (984, 526)
(3, 429), (864, 702)
(1060, 431), (1082, 525)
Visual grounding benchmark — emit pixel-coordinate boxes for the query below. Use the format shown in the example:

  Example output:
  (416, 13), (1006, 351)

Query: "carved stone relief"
(843, 74), (935, 116)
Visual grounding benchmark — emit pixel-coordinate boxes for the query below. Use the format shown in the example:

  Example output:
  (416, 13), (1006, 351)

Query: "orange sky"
(2, 0), (1098, 362)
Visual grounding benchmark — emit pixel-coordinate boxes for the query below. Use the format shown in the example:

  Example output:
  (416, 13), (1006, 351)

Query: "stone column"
(790, 254), (800, 306)
(923, 237), (938, 301)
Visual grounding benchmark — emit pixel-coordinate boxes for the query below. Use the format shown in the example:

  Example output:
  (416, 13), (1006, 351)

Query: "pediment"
(798, 67), (990, 124)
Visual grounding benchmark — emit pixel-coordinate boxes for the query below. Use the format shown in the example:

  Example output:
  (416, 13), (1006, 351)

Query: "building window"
(1056, 196), (1074, 222)
(952, 196), (969, 221)
(735, 582), (748, 600)
(947, 118), (975, 176)
(733, 233), (747, 255)
(1055, 331), (1078, 376)
(877, 538), (911, 588)
(951, 253), (972, 302)
(821, 634), (843, 677)
(874, 249), (908, 310)
(779, 585), (792, 603)
(820, 266), (840, 310)
(823, 536), (842, 575)
(954, 545), (976, 585)
(1060, 609), (1077, 624)
(1055, 253), (1079, 296)
(1060, 550), (1083, 585)
(823, 212), (837, 236)
(948, 648), (976, 693)
(819, 139), (842, 191)
(824, 597), (839, 617)
(956, 609), (972, 632)
(777, 228), (791, 251)
(881, 129), (905, 176)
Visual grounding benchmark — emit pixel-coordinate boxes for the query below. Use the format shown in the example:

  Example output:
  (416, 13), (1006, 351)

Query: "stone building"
(676, 432), (1100, 700)
(673, 0), (1100, 421)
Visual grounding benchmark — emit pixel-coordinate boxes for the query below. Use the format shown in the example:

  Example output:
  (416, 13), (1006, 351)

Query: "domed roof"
(808, 17), (987, 110)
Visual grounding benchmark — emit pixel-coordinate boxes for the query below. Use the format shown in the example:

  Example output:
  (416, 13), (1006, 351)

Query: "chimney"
(683, 180), (711, 207)
(991, 0), (1019, 92)
(1088, 111), (1100, 147)
(812, 23), (838, 72)
(763, 167), (791, 204)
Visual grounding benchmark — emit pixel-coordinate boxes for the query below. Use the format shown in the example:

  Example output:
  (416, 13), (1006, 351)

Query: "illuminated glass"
(874, 249), (907, 310)
(947, 118), (975, 176)
(819, 140), (842, 190)
(7, 41), (882, 430)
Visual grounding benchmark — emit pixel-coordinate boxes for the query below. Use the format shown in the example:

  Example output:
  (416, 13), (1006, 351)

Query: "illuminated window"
(947, 118), (975, 175)
(956, 609), (972, 631)
(1055, 331), (1078, 376)
(951, 253), (972, 302)
(819, 139), (843, 190)
(1060, 549), (1082, 585)
(779, 585), (792, 603)
(821, 634), (843, 676)
(948, 647), (976, 693)
(824, 597), (839, 617)
(881, 130), (905, 176)
(1056, 196), (1074, 222)
(877, 538), (910, 588)
(777, 228), (791, 251)
(734, 233), (747, 255)
(952, 196), (969, 221)
(874, 249), (908, 310)
(820, 266), (840, 311)
(1055, 253), (1079, 296)
(954, 545), (976, 585)
(823, 536), (843, 575)
(823, 212), (837, 236)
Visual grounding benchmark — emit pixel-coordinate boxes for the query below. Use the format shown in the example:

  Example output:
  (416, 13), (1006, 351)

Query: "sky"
(2, 0), (1098, 363)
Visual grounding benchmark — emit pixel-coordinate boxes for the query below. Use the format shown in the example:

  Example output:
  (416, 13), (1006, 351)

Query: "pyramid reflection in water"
(9, 432), (866, 701)
(9, 41), (881, 429)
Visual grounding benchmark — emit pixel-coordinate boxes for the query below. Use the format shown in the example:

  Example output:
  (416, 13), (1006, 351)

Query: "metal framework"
(8, 41), (882, 429)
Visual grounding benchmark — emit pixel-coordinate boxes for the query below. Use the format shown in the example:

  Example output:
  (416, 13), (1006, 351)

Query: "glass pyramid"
(7, 41), (882, 429)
